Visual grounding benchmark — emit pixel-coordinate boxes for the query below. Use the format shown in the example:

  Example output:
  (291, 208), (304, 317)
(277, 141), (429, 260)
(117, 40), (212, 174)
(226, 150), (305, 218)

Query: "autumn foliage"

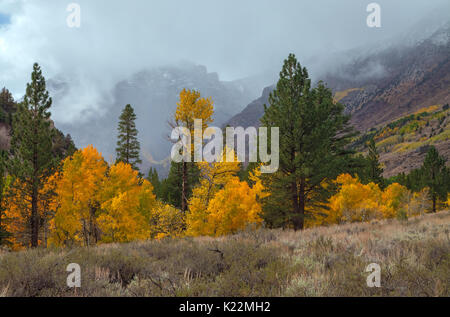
(186, 155), (267, 236)
(309, 174), (430, 227)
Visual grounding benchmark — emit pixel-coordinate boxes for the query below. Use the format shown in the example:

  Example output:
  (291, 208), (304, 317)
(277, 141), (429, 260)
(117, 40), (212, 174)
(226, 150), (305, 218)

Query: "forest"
(0, 54), (449, 251)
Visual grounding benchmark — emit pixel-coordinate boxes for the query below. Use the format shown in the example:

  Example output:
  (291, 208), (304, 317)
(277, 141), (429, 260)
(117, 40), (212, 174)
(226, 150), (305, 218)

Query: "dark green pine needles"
(116, 104), (142, 171)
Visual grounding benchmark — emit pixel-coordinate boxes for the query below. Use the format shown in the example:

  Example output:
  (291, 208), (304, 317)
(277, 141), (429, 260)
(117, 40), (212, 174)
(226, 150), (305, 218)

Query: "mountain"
(324, 22), (450, 131)
(50, 62), (271, 176)
(353, 105), (449, 178)
(224, 23), (450, 176)
(224, 85), (274, 129)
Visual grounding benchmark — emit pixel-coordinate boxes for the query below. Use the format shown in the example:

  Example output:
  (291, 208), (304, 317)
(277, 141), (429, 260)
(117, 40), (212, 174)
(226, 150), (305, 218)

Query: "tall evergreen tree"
(116, 104), (142, 171)
(0, 87), (16, 125)
(8, 63), (57, 247)
(159, 161), (200, 209)
(421, 146), (448, 213)
(260, 54), (357, 230)
(0, 150), (11, 245)
(363, 138), (384, 187)
(147, 167), (161, 198)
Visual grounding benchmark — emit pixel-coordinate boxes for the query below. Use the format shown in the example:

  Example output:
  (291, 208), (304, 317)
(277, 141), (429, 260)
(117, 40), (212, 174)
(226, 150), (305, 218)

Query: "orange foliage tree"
(97, 162), (157, 243)
(49, 146), (108, 246)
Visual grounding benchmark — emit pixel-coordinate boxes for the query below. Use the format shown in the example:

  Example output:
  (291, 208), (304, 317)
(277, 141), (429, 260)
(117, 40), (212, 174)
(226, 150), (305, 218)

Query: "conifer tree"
(116, 104), (142, 171)
(260, 54), (357, 230)
(147, 167), (161, 198)
(159, 161), (200, 209)
(421, 146), (448, 213)
(364, 138), (384, 187)
(8, 63), (57, 247)
(0, 150), (11, 245)
(0, 87), (16, 125)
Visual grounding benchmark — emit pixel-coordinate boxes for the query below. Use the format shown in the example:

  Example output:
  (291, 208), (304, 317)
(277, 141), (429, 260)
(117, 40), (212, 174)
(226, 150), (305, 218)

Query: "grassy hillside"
(352, 104), (450, 177)
(1, 210), (449, 297)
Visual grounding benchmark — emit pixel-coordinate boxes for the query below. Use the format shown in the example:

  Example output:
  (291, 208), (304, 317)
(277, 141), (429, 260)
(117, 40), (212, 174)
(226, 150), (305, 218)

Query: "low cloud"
(0, 0), (449, 124)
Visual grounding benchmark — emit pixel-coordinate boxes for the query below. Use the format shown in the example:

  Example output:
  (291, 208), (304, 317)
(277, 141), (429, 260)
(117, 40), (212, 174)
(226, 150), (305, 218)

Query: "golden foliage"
(187, 163), (266, 237)
(97, 162), (157, 243)
(175, 88), (214, 131)
(3, 176), (54, 250)
(149, 202), (185, 240)
(309, 174), (434, 227)
(49, 146), (108, 246)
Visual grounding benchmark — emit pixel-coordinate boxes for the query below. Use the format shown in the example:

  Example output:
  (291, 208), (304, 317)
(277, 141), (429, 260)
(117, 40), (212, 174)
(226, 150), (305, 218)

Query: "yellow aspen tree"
(380, 183), (409, 219)
(49, 146), (108, 247)
(205, 177), (264, 236)
(173, 89), (214, 212)
(149, 202), (186, 240)
(186, 148), (240, 236)
(318, 174), (383, 225)
(97, 162), (157, 243)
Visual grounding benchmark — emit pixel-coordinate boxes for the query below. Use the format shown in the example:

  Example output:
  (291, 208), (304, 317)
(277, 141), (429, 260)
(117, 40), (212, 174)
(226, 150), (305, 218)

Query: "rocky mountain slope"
(224, 23), (450, 176)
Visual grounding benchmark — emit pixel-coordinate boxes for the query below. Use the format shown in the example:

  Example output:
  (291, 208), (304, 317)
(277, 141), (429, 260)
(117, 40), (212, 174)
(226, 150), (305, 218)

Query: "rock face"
(324, 24), (450, 132)
(51, 62), (268, 175)
(227, 24), (450, 132)
(224, 85), (274, 128)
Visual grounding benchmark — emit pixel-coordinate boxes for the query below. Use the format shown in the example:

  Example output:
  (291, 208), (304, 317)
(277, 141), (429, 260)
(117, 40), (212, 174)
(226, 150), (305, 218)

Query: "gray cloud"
(0, 0), (449, 123)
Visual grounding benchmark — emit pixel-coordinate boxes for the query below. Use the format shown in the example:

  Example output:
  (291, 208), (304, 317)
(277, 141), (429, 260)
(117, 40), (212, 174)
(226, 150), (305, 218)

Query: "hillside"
(0, 88), (75, 156)
(325, 23), (450, 131)
(226, 24), (450, 131)
(224, 23), (450, 176)
(353, 104), (450, 177)
(1, 210), (448, 297)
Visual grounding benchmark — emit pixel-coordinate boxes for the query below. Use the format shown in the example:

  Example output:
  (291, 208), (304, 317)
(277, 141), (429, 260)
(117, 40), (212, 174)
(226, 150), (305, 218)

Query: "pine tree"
(147, 167), (161, 198)
(0, 150), (11, 245)
(0, 87), (16, 125)
(159, 161), (200, 209)
(116, 104), (142, 171)
(260, 54), (357, 230)
(364, 138), (384, 187)
(8, 63), (57, 247)
(421, 146), (448, 213)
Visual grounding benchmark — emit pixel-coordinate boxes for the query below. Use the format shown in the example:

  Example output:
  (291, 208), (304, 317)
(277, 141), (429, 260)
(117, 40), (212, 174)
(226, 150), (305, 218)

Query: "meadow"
(1, 210), (448, 297)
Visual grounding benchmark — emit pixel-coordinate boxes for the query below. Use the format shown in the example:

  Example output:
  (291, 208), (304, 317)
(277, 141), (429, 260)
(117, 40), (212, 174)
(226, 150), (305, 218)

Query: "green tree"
(260, 54), (357, 230)
(363, 138), (384, 187)
(116, 104), (142, 171)
(159, 161), (200, 209)
(0, 150), (11, 245)
(421, 146), (448, 213)
(8, 63), (57, 247)
(147, 167), (161, 198)
(0, 87), (16, 125)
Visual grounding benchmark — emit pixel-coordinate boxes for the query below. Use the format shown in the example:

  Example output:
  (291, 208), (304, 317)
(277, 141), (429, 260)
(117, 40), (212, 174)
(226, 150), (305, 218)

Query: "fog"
(0, 0), (449, 124)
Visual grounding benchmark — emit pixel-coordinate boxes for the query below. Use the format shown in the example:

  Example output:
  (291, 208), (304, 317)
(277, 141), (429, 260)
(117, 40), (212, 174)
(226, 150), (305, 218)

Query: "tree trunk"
(291, 181), (303, 231)
(298, 179), (305, 230)
(31, 185), (39, 248)
(181, 161), (188, 212)
(292, 178), (306, 231)
(432, 195), (436, 213)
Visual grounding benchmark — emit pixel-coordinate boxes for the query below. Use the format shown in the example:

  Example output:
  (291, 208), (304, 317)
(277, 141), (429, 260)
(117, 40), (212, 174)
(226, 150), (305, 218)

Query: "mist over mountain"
(49, 62), (272, 175)
(224, 21), (450, 176)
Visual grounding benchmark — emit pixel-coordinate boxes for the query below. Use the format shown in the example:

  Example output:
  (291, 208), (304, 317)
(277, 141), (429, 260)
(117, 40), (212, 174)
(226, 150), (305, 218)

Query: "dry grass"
(0, 211), (449, 297)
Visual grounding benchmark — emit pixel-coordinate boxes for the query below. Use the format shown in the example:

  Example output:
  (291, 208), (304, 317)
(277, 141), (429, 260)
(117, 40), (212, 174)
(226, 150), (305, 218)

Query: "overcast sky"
(0, 0), (449, 122)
